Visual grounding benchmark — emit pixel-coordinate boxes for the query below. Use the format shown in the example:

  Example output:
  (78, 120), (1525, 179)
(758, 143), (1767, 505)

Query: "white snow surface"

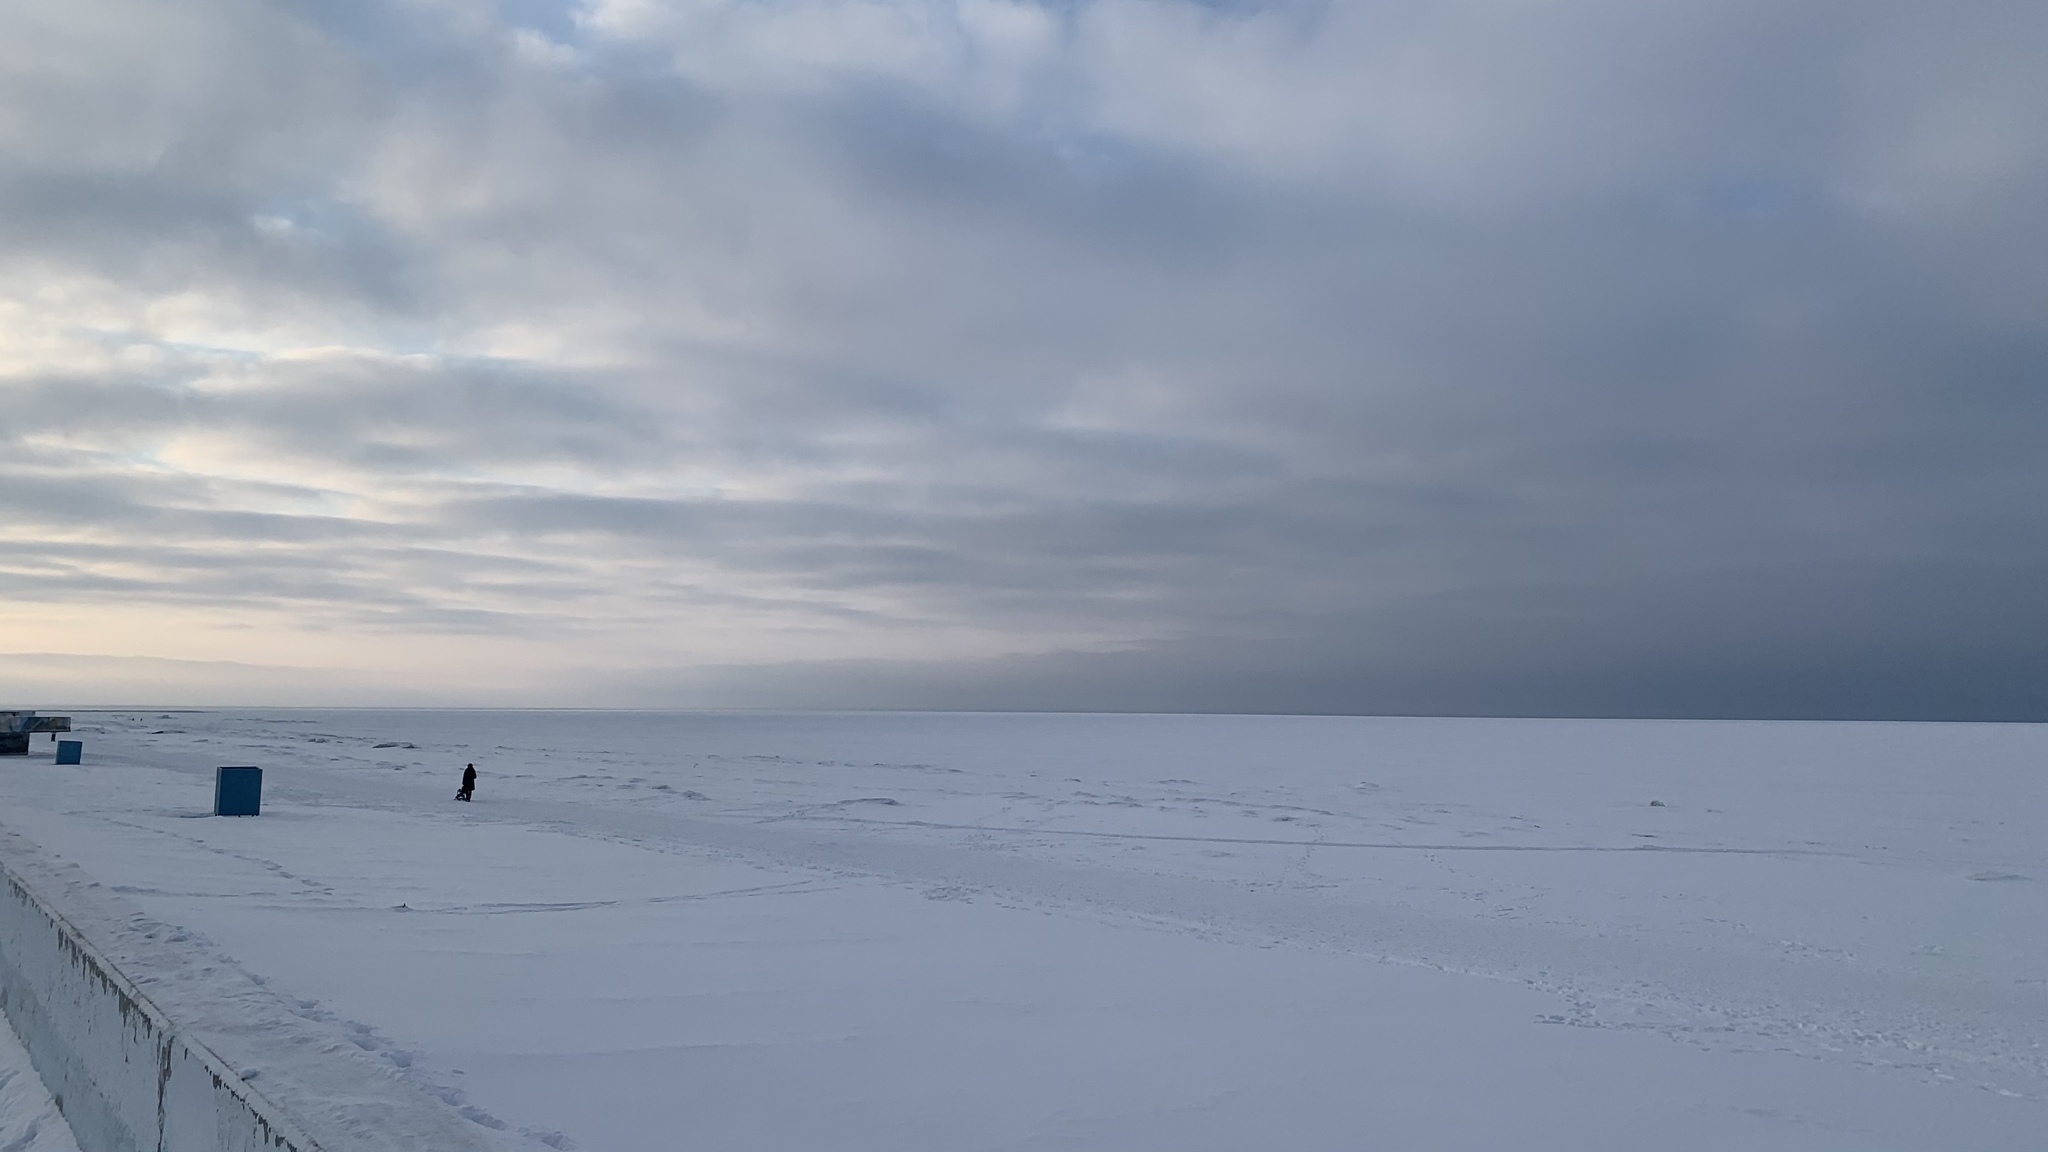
(0, 710), (2042, 1151)
(0, 1005), (81, 1152)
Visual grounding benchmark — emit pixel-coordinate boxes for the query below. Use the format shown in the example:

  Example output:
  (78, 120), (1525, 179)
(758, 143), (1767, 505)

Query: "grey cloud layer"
(2, 0), (2044, 715)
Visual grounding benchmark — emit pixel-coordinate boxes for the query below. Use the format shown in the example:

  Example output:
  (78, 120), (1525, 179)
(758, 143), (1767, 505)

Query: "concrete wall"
(0, 863), (319, 1152)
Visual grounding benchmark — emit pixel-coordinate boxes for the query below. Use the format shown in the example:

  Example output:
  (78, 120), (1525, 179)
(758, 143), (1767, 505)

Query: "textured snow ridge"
(0, 829), (536, 1152)
(0, 851), (320, 1152)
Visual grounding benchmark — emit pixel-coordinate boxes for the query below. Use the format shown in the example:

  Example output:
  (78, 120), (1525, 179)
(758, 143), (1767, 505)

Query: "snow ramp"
(0, 832), (509, 1152)
(0, 856), (311, 1151)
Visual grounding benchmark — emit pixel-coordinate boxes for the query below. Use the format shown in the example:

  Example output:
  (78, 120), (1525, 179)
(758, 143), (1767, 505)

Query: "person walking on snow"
(457, 762), (477, 802)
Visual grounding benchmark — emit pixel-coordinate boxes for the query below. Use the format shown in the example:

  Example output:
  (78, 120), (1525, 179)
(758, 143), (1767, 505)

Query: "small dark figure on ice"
(456, 762), (477, 802)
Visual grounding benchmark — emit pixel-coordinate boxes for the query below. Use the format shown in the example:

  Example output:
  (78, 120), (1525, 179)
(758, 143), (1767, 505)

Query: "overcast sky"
(2, 0), (2044, 717)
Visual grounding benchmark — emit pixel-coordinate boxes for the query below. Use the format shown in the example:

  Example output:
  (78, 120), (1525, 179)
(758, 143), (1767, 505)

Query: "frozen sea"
(0, 710), (2043, 1150)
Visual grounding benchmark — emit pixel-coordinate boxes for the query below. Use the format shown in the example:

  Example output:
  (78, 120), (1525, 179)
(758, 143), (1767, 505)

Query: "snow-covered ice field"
(0, 711), (2043, 1150)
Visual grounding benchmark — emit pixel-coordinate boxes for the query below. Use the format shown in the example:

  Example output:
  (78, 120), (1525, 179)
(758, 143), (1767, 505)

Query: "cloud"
(1, 0), (2044, 716)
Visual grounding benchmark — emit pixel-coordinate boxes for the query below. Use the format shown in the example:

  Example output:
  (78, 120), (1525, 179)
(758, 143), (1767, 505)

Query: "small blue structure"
(215, 766), (262, 816)
(54, 740), (81, 765)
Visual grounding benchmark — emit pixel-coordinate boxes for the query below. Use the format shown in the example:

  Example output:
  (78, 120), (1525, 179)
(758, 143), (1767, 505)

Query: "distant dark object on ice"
(1648, 800), (1666, 807)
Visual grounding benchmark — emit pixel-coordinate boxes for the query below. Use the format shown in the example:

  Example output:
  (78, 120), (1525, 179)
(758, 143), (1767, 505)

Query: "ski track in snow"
(0, 710), (2043, 1150)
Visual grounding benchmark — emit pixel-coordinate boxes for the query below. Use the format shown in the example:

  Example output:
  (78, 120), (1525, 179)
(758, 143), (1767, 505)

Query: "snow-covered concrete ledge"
(0, 858), (318, 1152)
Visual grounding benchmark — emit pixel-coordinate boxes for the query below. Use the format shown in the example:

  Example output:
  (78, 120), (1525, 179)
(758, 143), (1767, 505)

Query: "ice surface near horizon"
(1, 711), (2044, 1150)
